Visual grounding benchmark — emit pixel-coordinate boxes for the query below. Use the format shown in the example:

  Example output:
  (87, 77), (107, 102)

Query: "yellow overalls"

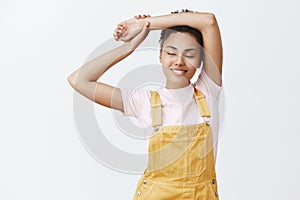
(133, 87), (220, 200)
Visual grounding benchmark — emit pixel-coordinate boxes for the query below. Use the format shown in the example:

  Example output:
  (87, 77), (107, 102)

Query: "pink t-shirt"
(120, 69), (222, 164)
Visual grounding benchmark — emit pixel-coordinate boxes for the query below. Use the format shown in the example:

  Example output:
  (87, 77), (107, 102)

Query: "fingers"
(113, 32), (119, 40)
(134, 14), (151, 19)
(140, 21), (150, 33)
(117, 24), (123, 30)
(113, 15), (151, 41)
(113, 25), (127, 41)
(139, 21), (151, 39)
(145, 21), (150, 27)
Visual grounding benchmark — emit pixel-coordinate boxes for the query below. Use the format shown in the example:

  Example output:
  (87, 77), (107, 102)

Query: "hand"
(124, 20), (150, 50)
(113, 14), (151, 42)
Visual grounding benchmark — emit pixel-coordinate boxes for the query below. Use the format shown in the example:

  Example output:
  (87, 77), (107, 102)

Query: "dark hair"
(159, 9), (204, 65)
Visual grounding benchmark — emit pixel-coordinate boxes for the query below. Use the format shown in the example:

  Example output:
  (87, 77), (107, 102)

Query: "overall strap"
(150, 91), (162, 127)
(194, 88), (211, 118)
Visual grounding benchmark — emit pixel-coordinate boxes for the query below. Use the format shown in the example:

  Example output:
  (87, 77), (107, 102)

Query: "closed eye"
(167, 52), (176, 56)
(185, 55), (195, 58)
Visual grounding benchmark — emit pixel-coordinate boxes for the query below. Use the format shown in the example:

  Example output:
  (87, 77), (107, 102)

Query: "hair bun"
(171, 9), (194, 14)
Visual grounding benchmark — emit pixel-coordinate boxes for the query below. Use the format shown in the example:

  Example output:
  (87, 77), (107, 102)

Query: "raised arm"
(116, 12), (223, 86)
(67, 21), (150, 112)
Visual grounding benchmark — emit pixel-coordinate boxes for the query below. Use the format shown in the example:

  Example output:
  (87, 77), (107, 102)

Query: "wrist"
(122, 41), (137, 52)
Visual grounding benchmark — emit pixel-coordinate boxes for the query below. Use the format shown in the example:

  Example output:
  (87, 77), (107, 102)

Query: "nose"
(175, 55), (184, 66)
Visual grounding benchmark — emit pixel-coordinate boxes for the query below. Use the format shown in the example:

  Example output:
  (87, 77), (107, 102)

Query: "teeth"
(170, 68), (187, 75)
(170, 68), (187, 72)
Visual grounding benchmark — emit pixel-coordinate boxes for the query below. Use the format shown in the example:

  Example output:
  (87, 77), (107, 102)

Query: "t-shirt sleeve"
(120, 87), (150, 118)
(195, 69), (223, 99)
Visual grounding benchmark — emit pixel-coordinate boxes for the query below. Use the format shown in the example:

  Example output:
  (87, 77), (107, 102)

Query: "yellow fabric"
(194, 88), (211, 118)
(133, 88), (219, 199)
(150, 91), (162, 127)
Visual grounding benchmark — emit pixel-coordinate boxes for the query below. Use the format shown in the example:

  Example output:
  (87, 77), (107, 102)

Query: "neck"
(165, 80), (191, 89)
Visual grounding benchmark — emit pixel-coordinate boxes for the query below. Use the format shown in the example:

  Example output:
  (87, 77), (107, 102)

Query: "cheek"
(186, 69), (197, 80)
(186, 59), (201, 69)
(160, 56), (172, 67)
(187, 67), (196, 75)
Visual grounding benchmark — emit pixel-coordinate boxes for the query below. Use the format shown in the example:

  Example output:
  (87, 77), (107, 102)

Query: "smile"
(169, 67), (188, 76)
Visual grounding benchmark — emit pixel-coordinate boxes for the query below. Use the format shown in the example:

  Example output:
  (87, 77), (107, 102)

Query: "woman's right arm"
(67, 21), (150, 112)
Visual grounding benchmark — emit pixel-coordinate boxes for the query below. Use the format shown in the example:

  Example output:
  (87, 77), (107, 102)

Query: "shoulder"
(120, 87), (151, 100)
(120, 87), (158, 117)
(194, 68), (222, 99)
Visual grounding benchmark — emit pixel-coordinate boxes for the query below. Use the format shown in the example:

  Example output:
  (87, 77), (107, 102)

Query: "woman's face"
(160, 32), (201, 88)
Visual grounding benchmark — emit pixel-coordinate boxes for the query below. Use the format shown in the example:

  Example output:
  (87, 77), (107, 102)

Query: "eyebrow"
(165, 46), (197, 52)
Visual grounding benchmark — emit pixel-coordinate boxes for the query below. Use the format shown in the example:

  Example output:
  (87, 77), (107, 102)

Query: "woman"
(68, 9), (223, 199)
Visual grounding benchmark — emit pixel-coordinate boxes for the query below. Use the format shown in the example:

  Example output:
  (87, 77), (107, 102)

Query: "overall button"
(212, 179), (216, 184)
(137, 191), (141, 196)
(143, 179), (147, 184)
(215, 191), (219, 197)
(154, 127), (159, 132)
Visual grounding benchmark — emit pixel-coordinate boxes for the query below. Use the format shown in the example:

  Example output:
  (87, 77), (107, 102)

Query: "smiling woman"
(67, 8), (223, 199)
(160, 31), (201, 88)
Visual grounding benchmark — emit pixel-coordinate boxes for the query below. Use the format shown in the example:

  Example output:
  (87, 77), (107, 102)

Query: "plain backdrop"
(1, 0), (300, 199)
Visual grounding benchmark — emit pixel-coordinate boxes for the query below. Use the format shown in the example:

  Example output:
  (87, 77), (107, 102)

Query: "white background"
(1, 0), (300, 199)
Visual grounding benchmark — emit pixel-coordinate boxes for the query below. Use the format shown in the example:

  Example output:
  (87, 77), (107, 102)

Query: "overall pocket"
(158, 132), (208, 177)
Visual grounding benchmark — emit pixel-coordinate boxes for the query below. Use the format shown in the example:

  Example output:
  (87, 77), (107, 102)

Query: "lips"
(169, 67), (188, 76)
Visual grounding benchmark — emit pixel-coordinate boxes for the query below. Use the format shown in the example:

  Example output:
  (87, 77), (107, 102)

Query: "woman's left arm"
(115, 12), (223, 86)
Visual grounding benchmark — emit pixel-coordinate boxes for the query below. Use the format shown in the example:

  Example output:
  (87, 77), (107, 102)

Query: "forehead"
(162, 32), (200, 50)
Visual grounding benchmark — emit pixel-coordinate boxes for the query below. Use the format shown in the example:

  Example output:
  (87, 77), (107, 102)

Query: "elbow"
(195, 12), (217, 28)
(206, 13), (217, 27)
(67, 72), (77, 89)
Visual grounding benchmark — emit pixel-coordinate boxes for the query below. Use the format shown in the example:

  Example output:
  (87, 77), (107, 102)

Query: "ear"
(197, 61), (202, 69)
(197, 57), (203, 68)
(159, 49), (162, 63)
